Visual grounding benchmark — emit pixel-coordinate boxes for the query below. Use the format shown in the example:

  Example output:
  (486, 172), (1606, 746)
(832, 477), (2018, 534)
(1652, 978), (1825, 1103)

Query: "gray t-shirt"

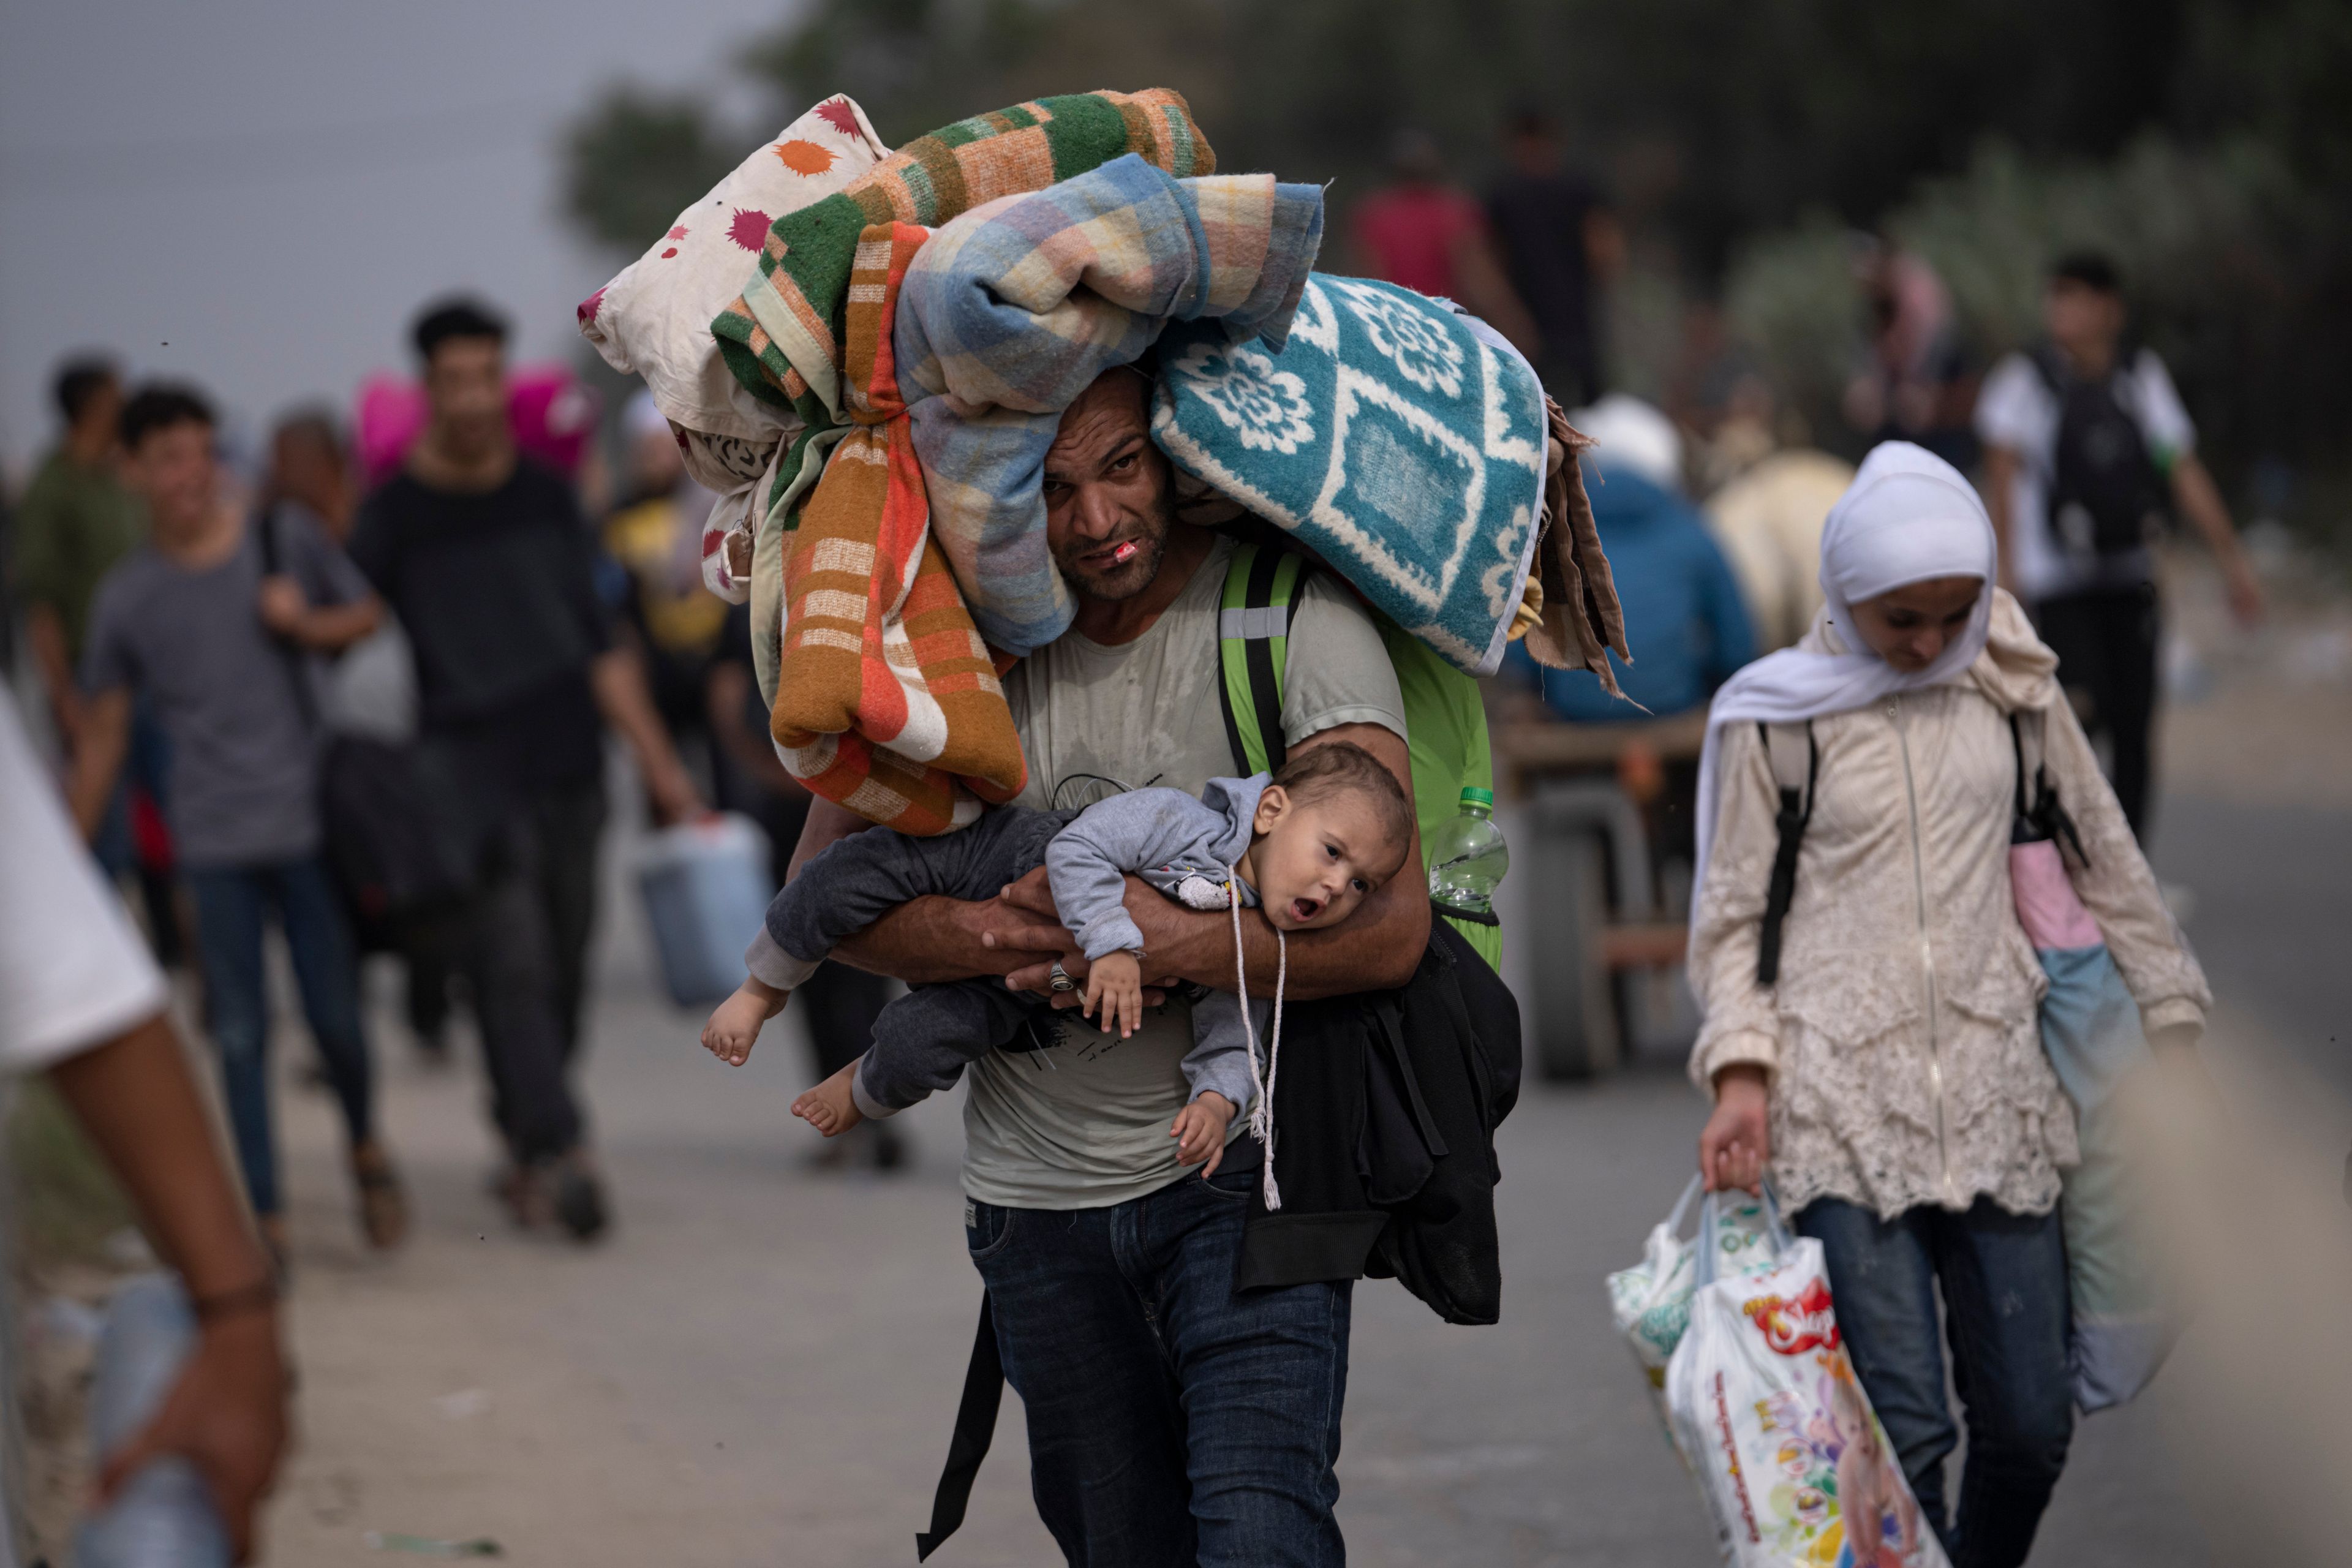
(963, 533), (1408, 1210)
(81, 511), (370, 869)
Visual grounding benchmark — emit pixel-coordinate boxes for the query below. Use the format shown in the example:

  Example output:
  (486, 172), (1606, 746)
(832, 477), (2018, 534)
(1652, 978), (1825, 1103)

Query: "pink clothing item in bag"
(2008, 839), (2101, 950)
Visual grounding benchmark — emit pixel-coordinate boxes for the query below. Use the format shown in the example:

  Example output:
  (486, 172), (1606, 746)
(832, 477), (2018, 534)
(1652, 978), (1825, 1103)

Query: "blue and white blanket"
(1150, 275), (1549, 674)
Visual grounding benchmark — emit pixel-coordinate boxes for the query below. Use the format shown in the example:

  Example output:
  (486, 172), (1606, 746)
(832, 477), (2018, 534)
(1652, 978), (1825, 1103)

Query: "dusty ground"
(21, 542), (2351, 1566)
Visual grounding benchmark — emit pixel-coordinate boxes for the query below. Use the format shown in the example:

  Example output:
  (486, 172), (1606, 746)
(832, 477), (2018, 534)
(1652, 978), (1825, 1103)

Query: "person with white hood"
(1687, 443), (2209, 1568)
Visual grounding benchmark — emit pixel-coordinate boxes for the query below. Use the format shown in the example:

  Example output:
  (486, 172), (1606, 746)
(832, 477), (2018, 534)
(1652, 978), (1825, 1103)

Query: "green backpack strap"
(1216, 540), (1310, 776)
(1218, 542), (1505, 967)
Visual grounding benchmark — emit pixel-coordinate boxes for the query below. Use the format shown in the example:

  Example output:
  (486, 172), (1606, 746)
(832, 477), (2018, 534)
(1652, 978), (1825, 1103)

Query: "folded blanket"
(714, 88), (1215, 502)
(894, 155), (1326, 653)
(768, 222), (1027, 835)
(1152, 275), (1570, 675)
(580, 95), (891, 603)
(712, 88), (1216, 708)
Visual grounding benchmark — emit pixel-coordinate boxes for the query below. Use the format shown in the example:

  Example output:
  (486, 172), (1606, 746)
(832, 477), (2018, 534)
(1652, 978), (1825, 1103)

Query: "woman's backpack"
(1750, 704), (2180, 1410)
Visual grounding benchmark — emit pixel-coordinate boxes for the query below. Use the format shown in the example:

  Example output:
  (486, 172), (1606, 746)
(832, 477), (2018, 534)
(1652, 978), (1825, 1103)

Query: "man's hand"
(1083, 950), (1145, 1038)
(96, 1311), (288, 1564)
(1172, 1091), (1235, 1177)
(997, 869), (1169, 1006)
(1698, 1063), (1771, 1194)
(255, 575), (308, 636)
(2223, 559), (2265, 629)
(645, 758), (706, 827)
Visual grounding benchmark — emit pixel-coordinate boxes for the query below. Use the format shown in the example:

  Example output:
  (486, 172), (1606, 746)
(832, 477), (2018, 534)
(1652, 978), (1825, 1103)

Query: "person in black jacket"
(350, 298), (704, 1241)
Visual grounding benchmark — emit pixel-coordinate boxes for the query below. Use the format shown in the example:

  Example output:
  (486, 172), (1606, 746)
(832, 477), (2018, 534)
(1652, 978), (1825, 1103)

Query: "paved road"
(255, 784), (2345, 1566)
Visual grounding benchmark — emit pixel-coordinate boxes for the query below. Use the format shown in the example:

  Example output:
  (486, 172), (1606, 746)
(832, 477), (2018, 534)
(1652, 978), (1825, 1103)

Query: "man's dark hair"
(2051, 251), (2124, 296)
(118, 383), (217, 451)
(1270, 741), (1415, 860)
(412, 296), (509, 363)
(53, 356), (119, 426)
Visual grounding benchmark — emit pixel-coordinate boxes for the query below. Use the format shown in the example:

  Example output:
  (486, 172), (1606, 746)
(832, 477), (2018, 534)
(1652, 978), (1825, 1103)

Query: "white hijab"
(1689, 442), (1997, 910)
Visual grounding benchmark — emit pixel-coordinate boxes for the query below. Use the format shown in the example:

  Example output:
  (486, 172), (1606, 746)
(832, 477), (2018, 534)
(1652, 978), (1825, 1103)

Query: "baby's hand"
(1171, 1091), (1235, 1177)
(701, 980), (785, 1067)
(1084, 951), (1145, 1039)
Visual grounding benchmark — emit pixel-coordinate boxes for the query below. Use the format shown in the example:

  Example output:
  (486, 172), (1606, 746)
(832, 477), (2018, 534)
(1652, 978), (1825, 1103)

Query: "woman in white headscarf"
(1686, 443), (2207, 1568)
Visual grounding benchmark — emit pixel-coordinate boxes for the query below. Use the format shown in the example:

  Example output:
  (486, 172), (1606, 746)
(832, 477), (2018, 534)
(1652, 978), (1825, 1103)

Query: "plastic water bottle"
(75, 1275), (232, 1568)
(1426, 786), (1510, 913)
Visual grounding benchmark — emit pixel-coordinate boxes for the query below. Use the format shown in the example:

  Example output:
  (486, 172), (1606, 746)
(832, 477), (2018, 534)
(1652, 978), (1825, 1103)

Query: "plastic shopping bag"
(1664, 1191), (1950, 1568)
(1608, 1178), (1779, 1426)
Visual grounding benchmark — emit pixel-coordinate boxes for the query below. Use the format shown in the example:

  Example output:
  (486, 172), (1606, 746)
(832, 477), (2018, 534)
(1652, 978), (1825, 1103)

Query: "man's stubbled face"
(1042, 369), (1175, 602)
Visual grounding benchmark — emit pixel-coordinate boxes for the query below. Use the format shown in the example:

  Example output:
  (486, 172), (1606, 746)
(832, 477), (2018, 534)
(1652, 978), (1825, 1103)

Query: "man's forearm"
(2171, 454), (2244, 560)
(290, 598), (380, 654)
(26, 606), (79, 739)
(1982, 447), (2019, 592)
(1137, 880), (1430, 1000)
(831, 895), (1035, 985)
(66, 690), (131, 840)
(590, 647), (698, 812)
(51, 1015), (270, 1297)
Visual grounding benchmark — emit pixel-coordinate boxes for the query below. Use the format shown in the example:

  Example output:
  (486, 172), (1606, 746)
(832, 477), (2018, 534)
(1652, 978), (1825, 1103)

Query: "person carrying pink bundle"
(1686, 442), (2207, 1568)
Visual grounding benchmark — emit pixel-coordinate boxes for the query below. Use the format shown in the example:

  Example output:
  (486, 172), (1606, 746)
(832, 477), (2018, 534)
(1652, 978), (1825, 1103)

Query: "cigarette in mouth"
(1111, 541), (1139, 564)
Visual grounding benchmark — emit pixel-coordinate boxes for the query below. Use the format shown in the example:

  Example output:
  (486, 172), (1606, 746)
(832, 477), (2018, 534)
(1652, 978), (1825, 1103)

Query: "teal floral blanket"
(1150, 275), (1550, 674)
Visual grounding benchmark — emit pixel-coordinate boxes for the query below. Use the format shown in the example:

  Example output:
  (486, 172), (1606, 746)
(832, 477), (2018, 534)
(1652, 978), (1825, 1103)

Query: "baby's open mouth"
(1289, 897), (1322, 923)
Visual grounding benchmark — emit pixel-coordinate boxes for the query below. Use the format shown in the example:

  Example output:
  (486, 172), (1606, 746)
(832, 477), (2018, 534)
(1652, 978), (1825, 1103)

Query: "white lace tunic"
(1688, 626), (2208, 1221)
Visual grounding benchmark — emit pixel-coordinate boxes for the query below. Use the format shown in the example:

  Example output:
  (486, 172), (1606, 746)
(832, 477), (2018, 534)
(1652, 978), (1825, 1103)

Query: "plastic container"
(635, 813), (775, 1007)
(75, 1275), (230, 1568)
(1427, 786), (1510, 914)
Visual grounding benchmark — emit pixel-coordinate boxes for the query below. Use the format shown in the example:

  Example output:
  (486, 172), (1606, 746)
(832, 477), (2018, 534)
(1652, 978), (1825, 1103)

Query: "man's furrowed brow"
(1044, 427), (1145, 484)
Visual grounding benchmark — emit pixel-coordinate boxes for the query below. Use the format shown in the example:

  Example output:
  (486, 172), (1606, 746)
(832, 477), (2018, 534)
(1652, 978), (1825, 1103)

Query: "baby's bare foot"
(701, 984), (785, 1067)
(791, 1061), (865, 1137)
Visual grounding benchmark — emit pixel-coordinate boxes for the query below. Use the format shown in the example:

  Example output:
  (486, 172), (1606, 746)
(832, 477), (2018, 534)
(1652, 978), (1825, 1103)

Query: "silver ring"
(1049, 962), (1077, 993)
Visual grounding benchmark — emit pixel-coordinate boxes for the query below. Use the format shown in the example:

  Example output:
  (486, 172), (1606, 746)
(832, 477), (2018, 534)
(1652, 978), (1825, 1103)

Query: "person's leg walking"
(967, 1197), (1194, 1567)
(532, 780), (607, 1064)
(1796, 1198), (1957, 1543)
(460, 828), (582, 1166)
(271, 857), (375, 1148)
(1149, 1168), (1351, 1567)
(1928, 1200), (2073, 1568)
(187, 869), (277, 1219)
(2103, 584), (2162, 840)
(275, 856), (409, 1248)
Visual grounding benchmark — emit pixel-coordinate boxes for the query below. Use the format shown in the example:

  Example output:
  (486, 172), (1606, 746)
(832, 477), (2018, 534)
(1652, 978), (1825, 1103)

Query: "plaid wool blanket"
(714, 88), (1214, 521)
(710, 88), (1215, 715)
(894, 154), (1327, 654)
(766, 222), (1028, 835)
(1151, 276), (1567, 675)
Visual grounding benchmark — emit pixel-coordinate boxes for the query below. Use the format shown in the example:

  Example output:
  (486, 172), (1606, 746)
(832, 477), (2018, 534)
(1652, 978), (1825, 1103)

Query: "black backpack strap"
(2012, 709), (2090, 869)
(915, 1292), (1003, 1561)
(1754, 720), (1817, 987)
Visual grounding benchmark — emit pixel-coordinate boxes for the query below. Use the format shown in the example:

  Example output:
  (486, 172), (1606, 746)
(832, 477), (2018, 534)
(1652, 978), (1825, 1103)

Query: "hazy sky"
(0, 0), (797, 475)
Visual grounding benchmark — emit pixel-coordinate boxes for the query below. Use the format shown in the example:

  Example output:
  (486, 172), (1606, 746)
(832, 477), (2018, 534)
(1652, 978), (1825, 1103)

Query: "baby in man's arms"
(700, 742), (1415, 1175)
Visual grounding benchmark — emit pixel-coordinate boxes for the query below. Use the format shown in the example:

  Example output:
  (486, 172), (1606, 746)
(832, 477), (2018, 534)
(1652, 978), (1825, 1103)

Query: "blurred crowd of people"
(1345, 115), (2264, 859)
(0, 296), (908, 1283)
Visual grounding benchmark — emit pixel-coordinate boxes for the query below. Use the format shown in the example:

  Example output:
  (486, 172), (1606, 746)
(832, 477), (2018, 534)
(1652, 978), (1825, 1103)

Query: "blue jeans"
(967, 1166), (1351, 1567)
(187, 857), (374, 1218)
(1797, 1197), (2074, 1568)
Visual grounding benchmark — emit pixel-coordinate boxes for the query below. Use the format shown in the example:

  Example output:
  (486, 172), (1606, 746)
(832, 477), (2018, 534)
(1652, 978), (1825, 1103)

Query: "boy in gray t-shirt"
(700, 741), (1414, 1175)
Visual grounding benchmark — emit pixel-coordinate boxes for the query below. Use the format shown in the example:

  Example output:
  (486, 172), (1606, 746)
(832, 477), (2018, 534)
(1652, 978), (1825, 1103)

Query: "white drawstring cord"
(1227, 867), (1287, 1210)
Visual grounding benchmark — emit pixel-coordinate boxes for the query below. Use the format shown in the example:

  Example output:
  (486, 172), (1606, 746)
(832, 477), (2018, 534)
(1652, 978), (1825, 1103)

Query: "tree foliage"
(560, 0), (2352, 522)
